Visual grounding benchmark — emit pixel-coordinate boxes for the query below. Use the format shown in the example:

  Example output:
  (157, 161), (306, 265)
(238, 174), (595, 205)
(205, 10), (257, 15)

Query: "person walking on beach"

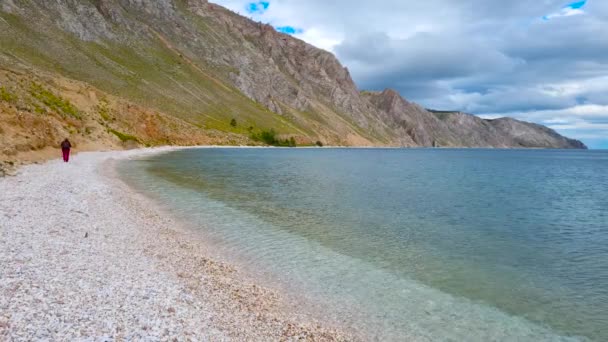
(61, 138), (72, 163)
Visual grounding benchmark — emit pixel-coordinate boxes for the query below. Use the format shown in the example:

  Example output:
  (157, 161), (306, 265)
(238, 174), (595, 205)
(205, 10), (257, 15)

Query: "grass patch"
(0, 87), (16, 103)
(108, 128), (139, 143)
(29, 83), (81, 119)
(97, 98), (112, 121)
(99, 106), (111, 121)
(33, 103), (46, 114)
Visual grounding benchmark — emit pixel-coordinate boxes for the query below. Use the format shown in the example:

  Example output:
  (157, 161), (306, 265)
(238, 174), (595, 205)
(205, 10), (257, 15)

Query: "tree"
(230, 118), (237, 127)
(315, 141), (324, 147)
(258, 129), (277, 145)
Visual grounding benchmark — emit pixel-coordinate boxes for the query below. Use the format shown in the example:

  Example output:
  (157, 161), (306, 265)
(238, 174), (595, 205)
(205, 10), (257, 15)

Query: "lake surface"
(118, 148), (608, 341)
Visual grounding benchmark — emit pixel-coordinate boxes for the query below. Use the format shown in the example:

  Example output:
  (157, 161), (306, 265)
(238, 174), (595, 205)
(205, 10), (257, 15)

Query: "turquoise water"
(118, 148), (608, 341)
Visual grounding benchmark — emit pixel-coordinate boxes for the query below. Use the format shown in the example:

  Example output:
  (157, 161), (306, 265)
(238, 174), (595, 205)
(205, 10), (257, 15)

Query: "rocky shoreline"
(0, 148), (354, 341)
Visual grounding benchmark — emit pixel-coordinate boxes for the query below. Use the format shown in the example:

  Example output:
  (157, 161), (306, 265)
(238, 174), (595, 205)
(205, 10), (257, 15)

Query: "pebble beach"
(0, 148), (353, 341)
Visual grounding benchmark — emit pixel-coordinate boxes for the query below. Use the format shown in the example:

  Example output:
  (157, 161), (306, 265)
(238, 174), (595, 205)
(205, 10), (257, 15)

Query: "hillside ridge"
(0, 0), (587, 170)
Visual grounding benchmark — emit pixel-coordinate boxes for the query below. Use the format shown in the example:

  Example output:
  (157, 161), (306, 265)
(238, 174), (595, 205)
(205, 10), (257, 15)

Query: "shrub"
(230, 118), (237, 127)
(251, 129), (296, 147)
(255, 129), (277, 145)
(315, 141), (324, 147)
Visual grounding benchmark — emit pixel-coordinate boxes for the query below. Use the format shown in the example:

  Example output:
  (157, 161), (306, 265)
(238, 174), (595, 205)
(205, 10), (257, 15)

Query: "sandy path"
(0, 149), (350, 341)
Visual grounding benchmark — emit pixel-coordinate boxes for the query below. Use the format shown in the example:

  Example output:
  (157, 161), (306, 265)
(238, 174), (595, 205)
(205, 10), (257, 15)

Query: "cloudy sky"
(211, 0), (608, 148)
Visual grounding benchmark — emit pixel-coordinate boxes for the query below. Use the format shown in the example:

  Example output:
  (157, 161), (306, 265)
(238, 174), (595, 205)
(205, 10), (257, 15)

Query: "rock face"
(365, 89), (456, 147)
(0, 0), (586, 149)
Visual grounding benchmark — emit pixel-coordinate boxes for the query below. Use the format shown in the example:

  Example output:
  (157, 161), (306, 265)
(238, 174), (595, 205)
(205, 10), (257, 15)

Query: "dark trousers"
(62, 148), (70, 162)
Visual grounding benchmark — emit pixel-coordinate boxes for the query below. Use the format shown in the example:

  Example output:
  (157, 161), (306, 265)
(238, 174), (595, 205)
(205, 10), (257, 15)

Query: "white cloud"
(209, 0), (608, 147)
(478, 114), (504, 120)
(481, 105), (608, 144)
(294, 28), (342, 52)
(543, 8), (585, 20)
(487, 105), (608, 122)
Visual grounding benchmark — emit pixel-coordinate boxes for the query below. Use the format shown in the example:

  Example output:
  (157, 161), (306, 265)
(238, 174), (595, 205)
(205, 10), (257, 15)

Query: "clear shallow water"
(118, 148), (608, 341)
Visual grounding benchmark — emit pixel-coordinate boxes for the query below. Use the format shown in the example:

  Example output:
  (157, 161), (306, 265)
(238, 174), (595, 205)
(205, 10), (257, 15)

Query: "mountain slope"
(0, 0), (586, 163)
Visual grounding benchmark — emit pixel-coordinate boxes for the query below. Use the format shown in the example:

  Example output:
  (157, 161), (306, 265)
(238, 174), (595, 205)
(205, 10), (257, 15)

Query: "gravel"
(0, 148), (353, 341)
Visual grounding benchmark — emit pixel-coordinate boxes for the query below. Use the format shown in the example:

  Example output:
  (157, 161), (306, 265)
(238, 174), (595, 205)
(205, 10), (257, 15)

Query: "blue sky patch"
(565, 0), (587, 10)
(543, 0), (587, 20)
(276, 26), (304, 35)
(247, 1), (270, 14)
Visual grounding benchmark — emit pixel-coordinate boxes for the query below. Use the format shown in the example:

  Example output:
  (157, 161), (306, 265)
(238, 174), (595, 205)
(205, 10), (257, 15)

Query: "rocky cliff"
(0, 0), (586, 161)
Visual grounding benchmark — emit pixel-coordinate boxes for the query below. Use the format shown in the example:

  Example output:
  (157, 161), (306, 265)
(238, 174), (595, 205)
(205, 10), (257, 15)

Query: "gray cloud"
(213, 0), (608, 147)
(335, 32), (519, 85)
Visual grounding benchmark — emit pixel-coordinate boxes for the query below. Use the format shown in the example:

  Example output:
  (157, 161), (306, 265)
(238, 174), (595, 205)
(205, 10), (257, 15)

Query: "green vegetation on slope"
(1, 86), (16, 103)
(0, 8), (300, 140)
(108, 128), (139, 143)
(2, 2), (582, 150)
(251, 129), (297, 147)
(29, 83), (81, 119)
